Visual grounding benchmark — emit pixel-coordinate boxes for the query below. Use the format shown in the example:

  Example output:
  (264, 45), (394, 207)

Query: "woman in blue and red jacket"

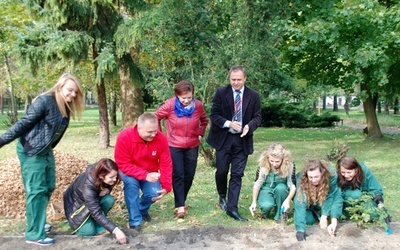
(155, 80), (208, 218)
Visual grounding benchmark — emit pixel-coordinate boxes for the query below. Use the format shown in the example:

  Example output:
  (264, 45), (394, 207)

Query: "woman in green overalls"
(294, 159), (343, 241)
(249, 143), (296, 222)
(337, 156), (385, 219)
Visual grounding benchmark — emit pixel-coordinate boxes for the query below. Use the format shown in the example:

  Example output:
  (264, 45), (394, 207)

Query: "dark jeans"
(170, 146), (199, 208)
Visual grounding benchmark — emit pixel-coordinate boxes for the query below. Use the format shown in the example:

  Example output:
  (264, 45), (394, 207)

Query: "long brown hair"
(299, 159), (331, 206)
(92, 158), (121, 190)
(39, 73), (84, 120)
(337, 156), (364, 190)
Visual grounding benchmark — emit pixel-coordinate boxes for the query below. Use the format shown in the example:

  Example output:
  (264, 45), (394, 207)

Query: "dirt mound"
(0, 151), (124, 219)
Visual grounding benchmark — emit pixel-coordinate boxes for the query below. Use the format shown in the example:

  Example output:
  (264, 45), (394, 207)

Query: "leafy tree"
(18, 0), (147, 147)
(280, 0), (400, 138)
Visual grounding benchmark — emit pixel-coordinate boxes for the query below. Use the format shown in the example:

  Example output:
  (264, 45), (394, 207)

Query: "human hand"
(249, 202), (257, 217)
(240, 125), (249, 137)
(230, 121), (242, 132)
(319, 215), (328, 229)
(327, 218), (337, 237)
(296, 231), (306, 241)
(99, 188), (110, 197)
(146, 172), (160, 182)
(114, 228), (127, 244)
(152, 189), (167, 202)
(282, 200), (290, 212)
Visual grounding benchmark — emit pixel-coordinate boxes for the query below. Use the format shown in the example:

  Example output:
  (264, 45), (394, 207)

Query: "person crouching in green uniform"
(0, 73), (84, 246)
(249, 143), (296, 222)
(337, 156), (385, 219)
(294, 159), (343, 241)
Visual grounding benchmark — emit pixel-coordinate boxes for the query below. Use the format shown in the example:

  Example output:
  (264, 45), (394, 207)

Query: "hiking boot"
(26, 237), (55, 246)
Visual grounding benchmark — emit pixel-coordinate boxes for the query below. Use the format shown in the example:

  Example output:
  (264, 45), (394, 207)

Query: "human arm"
(0, 96), (46, 146)
(249, 186), (260, 217)
(113, 227), (127, 244)
(158, 135), (173, 193)
(197, 100), (209, 138)
(83, 182), (118, 234)
(155, 98), (173, 133)
(360, 163), (384, 202)
(282, 163), (297, 212)
(321, 167), (343, 217)
(250, 167), (267, 216)
(294, 192), (308, 236)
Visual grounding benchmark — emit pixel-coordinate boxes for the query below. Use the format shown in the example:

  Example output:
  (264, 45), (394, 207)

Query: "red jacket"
(114, 125), (172, 192)
(155, 98), (208, 149)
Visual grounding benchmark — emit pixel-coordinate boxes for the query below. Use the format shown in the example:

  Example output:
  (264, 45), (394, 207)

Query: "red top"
(155, 98), (208, 148)
(114, 125), (172, 192)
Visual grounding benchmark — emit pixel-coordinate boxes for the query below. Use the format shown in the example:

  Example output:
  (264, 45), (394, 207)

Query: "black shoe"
(226, 211), (248, 221)
(142, 213), (151, 222)
(129, 225), (141, 232)
(219, 197), (227, 211)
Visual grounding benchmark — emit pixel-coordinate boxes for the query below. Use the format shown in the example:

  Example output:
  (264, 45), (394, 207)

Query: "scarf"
(174, 97), (195, 118)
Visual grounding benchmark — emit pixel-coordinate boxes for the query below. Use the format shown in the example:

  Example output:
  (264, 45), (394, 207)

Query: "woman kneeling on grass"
(249, 143), (296, 223)
(337, 156), (387, 220)
(294, 159), (343, 241)
(63, 158), (127, 244)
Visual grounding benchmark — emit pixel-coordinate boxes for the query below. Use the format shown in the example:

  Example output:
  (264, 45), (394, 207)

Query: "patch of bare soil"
(1, 223), (399, 249)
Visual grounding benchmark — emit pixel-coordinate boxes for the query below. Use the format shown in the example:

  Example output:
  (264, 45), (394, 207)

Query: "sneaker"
(142, 213), (151, 222)
(44, 223), (52, 233)
(26, 237), (55, 246)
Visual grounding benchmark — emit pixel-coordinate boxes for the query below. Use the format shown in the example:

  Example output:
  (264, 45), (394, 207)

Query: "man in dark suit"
(207, 65), (262, 221)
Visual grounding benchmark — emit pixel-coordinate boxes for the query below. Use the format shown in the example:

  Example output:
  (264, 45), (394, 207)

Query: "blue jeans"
(119, 171), (161, 226)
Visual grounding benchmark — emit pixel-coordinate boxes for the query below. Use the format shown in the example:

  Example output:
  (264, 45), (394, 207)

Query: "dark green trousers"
(17, 141), (55, 241)
(76, 194), (115, 236)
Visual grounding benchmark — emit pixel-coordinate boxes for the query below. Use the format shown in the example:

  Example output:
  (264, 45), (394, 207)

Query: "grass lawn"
(0, 108), (399, 235)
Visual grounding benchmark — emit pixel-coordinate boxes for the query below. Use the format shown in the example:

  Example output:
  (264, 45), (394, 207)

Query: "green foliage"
(345, 193), (389, 230)
(326, 139), (349, 162)
(261, 100), (339, 128)
(308, 112), (340, 127)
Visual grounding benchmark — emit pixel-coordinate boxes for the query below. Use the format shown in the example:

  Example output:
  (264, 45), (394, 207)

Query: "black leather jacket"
(63, 164), (117, 233)
(0, 94), (69, 156)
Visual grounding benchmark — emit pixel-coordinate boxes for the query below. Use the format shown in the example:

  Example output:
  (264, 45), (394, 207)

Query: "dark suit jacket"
(206, 85), (262, 155)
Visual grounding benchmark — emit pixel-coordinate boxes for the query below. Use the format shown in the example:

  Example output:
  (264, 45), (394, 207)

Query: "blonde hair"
(258, 143), (292, 178)
(299, 159), (331, 206)
(39, 73), (84, 120)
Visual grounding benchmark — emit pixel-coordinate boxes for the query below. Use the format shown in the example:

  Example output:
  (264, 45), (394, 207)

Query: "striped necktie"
(234, 90), (242, 122)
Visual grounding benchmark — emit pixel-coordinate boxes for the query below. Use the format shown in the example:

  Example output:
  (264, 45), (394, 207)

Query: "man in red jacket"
(115, 112), (172, 232)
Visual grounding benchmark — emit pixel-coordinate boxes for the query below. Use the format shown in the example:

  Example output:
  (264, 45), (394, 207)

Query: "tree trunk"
(377, 101), (382, 113)
(109, 91), (117, 126)
(344, 95), (351, 115)
(4, 54), (18, 123)
(394, 97), (399, 114)
(361, 83), (382, 139)
(384, 100), (390, 114)
(97, 79), (110, 148)
(119, 55), (144, 128)
(333, 95), (338, 112)
(322, 94), (326, 111)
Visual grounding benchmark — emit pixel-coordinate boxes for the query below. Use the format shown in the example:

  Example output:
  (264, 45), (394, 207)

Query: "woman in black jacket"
(0, 73), (84, 246)
(63, 158), (127, 244)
